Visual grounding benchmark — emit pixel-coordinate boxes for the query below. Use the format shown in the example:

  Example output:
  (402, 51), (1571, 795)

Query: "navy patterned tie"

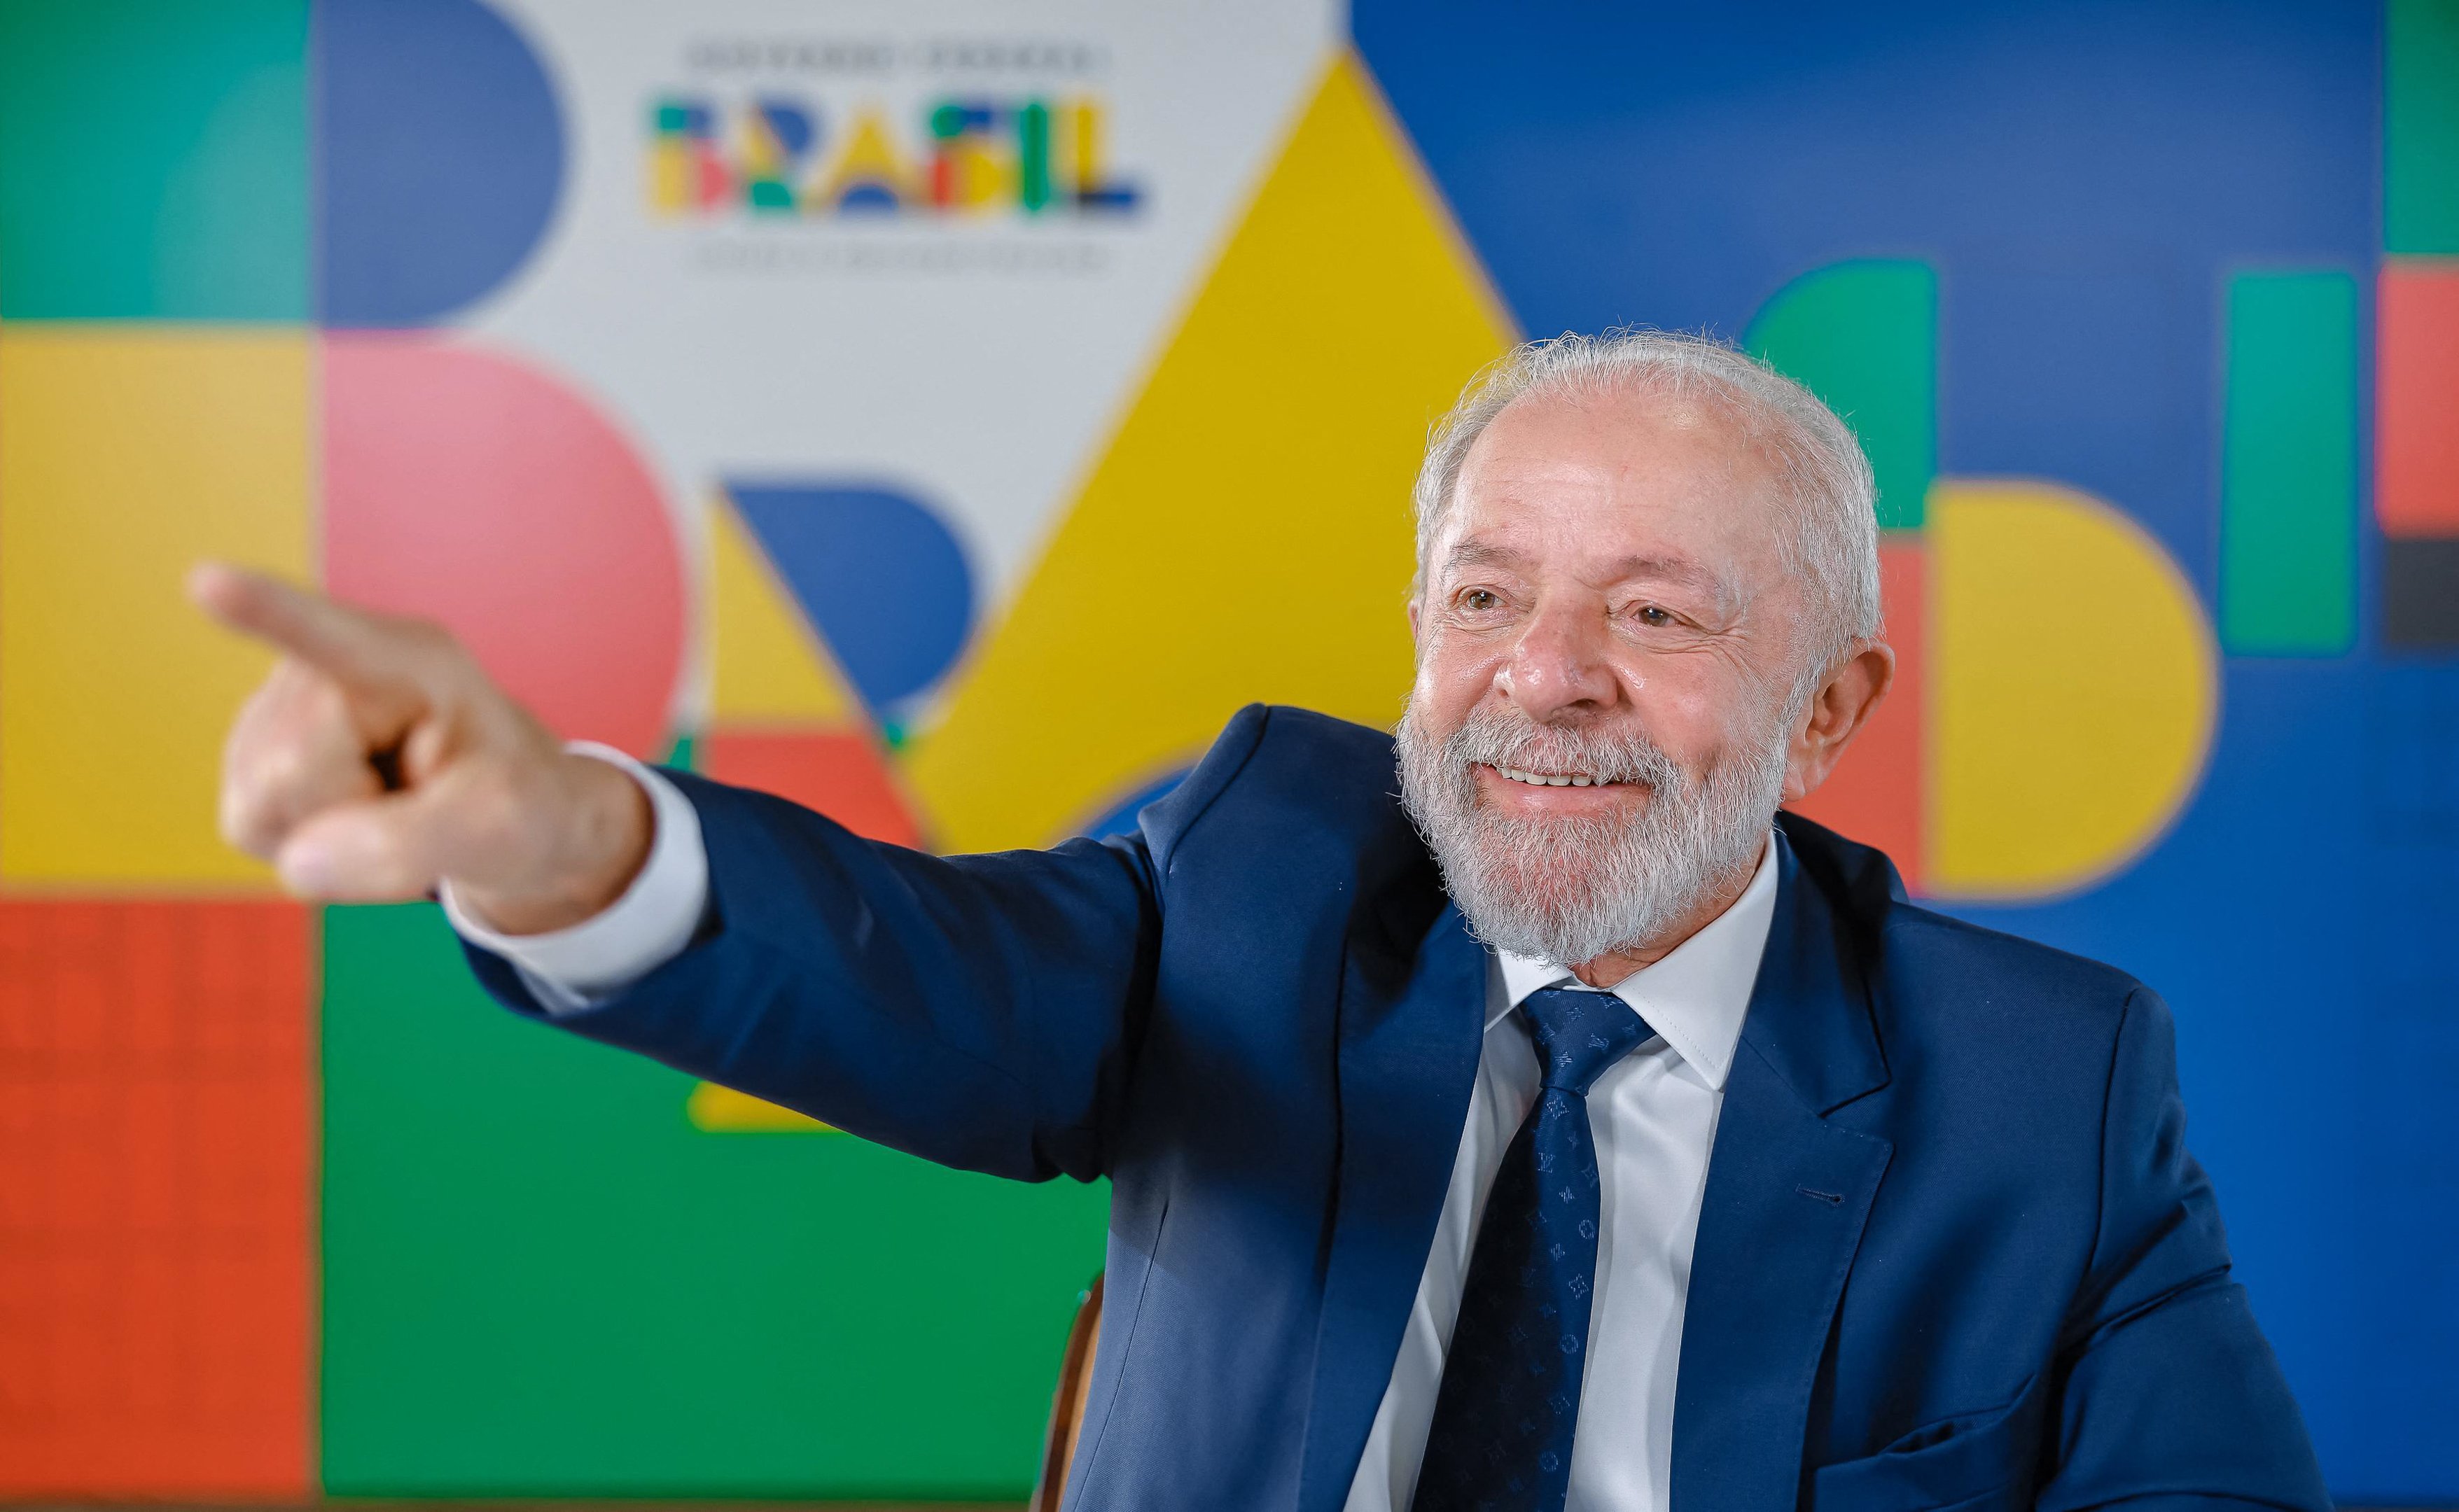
(1410, 983), (1653, 1512)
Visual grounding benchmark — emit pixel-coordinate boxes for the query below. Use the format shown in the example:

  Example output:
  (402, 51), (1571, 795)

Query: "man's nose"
(1500, 599), (1618, 722)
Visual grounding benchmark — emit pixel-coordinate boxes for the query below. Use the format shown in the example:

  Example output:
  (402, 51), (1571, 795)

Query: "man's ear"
(1782, 640), (1896, 804)
(1407, 596), (1423, 646)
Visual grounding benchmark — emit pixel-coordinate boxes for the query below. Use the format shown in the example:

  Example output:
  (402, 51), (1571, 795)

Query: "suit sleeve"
(2036, 986), (2331, 1511)
(459, 706), (1272, 1186)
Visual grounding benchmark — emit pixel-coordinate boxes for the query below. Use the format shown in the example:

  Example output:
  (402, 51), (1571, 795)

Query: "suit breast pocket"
(1809, 1377), (2044, 1512)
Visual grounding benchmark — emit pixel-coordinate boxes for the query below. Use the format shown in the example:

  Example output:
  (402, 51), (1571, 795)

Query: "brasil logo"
(650, 94), (1143, 218)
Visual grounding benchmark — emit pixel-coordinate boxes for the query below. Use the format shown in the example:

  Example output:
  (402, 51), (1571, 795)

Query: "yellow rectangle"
(1, 327), (312, 888)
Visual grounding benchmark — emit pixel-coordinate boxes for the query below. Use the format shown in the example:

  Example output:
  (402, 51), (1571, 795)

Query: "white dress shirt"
(447, 752), (1779, 1512)
(1344, 844), (1776, 1512)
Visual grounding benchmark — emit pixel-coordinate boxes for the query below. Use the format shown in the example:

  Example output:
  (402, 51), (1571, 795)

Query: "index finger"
(188, 562), (428, 694)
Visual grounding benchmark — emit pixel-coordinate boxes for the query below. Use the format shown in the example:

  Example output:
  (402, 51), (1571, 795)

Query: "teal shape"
(0, 0), (308, 320)
(1745, 259), (1937, 531)
(2220, 270), (2357, 657)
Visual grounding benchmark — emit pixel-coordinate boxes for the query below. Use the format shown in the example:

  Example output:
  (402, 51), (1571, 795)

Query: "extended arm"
(2037, 988), (2330, 1511)
(195, 563), (1232, 1184)
(462, 769), (1169, 1182)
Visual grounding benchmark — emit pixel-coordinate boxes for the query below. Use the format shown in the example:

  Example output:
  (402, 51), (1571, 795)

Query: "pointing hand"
(190, 564), (652, 933)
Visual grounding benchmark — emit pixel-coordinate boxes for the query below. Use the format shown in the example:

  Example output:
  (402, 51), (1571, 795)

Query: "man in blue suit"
(197, 331), (2325, 1511)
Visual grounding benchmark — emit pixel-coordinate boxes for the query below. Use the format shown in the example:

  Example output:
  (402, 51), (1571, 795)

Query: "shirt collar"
(1489, 832), (1780, 1093)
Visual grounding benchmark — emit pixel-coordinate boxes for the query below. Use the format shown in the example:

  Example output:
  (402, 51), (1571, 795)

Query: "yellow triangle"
(686, 1080), (840, 1133)
(708, 492), (860, 724)
(905, 50), (1516, 851)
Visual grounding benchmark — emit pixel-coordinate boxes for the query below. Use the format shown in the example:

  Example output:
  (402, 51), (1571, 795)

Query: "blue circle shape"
(316, 0), (565, 326)
(726, 482), (976, 716)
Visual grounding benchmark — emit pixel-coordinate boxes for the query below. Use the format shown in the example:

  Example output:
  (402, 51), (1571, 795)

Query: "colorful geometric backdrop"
(0, 0), (2452, 1502)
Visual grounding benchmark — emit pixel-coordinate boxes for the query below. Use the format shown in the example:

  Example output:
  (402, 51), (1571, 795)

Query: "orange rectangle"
(1785, 535), (1926, 892)
(2378, 260), (2459, 537)
(0, 900), (312, 1498)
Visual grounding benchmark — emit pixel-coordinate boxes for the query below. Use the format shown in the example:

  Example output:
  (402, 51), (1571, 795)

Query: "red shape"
(703, 727), (926, 848)
(323, 334), (685, 757)
(696, 144), (732, 209)
(2378, 262), (2459, 538)
(0, 901), (312, 1498)
(1785, 537), (1926, 892)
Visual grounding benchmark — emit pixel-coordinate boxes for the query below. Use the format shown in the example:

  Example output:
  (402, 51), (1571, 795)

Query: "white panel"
(464, 0), (1344, 725)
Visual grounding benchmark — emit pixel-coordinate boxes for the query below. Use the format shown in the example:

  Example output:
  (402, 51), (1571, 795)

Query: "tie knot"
(1520, 983), (1652, 1096)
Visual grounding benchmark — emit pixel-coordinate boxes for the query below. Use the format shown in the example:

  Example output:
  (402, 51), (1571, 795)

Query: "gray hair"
(1409, 329), (1883, 678)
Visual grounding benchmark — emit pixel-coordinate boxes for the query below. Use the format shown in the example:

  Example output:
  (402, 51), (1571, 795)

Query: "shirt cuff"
(439, 741), (711, 1015)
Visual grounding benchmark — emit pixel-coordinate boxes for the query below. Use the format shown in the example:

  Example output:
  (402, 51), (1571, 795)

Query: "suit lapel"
(1671, 831), (1894, 1512)
(1297, 902), (1489, 1512)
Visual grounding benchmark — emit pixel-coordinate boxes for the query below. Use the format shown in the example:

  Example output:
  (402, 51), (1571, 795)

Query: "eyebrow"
(1442, 538), (1741, 606)
(1442, 540), (1533, 574)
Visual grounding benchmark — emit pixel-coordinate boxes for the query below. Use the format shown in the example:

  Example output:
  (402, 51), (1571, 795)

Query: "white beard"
(1395, 698), (1786, 966)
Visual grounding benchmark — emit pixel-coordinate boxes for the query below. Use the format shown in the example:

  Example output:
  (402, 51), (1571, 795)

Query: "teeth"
(1496, 764), (1603, 788)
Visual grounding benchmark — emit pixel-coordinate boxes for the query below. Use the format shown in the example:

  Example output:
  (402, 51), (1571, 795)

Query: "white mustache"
(1440, 707), (1684, 795)
(1398, 696), (1783, 965)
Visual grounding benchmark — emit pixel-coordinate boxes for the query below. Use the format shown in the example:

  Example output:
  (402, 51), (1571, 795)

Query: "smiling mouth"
(1485, 762), (1626, 790)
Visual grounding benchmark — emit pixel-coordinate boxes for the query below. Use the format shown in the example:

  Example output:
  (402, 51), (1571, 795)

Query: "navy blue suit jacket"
(468, 704), (2327, 1511)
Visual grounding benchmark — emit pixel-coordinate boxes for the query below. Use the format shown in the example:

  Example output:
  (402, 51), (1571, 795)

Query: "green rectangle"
(0, 0), (308, 319)
(319, 902), (1106, 1497)
(2220, 270), (2357, 656)
(2390, 0), (2459, 255)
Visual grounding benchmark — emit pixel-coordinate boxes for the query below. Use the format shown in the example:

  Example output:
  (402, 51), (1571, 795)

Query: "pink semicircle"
(321, 335), (685, 757)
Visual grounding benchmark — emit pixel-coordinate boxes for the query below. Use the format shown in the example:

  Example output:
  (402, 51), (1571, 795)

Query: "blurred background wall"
(0, 0), (2451, 1503)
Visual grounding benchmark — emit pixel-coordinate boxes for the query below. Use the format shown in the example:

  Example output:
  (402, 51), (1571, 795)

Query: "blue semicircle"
(317, 0), (565, 326)
(725, 481), (977, 718)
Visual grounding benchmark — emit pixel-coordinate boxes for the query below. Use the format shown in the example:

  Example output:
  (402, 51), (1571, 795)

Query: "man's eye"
(1461, 589), (1501, 612)
(1636, 605), (1673, 626)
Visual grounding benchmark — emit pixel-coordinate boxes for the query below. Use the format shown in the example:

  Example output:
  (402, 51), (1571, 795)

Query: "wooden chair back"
(1030, 1273), (1105, 1512)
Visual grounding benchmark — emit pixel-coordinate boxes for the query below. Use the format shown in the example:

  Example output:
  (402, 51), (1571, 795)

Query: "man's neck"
(1566, 835), (1769, 990)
